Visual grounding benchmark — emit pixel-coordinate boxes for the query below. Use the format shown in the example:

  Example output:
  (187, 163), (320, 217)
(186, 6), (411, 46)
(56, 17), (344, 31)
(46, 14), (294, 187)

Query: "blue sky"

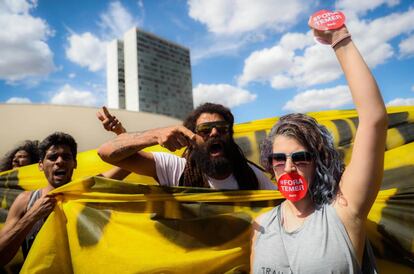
(1, 0), (413, 123)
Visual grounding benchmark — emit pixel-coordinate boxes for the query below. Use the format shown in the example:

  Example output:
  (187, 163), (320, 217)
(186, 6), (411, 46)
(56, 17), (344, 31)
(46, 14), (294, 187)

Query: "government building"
(107, 27), (193, 120)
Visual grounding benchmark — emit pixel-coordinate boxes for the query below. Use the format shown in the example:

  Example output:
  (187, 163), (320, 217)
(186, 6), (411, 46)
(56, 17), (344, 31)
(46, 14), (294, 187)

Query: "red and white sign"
(277, 173), (308, 202)
(308, 10), (345, 31)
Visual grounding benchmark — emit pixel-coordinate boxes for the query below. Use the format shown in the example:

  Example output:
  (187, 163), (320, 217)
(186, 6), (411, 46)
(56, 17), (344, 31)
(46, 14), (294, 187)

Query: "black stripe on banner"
(350, 117), (359, 129)
(332, 119), (353, 147)
(395, 122), (414, 145)
(387, 112), (409, 128)
(254, 130), (267, 153)
(235, 136), (252, 157)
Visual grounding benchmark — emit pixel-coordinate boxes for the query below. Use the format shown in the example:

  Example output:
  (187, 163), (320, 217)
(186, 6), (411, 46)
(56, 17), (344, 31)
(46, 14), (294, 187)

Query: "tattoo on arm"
(109, 131), (144, 158)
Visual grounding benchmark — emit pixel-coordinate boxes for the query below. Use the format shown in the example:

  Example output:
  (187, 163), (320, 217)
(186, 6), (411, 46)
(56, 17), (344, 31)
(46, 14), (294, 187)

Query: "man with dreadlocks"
(98, 103), (276, 190)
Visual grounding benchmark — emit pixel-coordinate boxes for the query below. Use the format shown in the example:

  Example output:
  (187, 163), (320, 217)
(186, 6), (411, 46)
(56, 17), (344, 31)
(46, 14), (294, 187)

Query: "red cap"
(308, 10), (345, 31)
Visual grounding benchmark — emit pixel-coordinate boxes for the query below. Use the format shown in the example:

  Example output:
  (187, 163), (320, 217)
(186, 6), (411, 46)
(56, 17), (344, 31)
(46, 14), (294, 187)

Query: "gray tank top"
(22, 189), (44, 258)
(251, 203), (377, 274)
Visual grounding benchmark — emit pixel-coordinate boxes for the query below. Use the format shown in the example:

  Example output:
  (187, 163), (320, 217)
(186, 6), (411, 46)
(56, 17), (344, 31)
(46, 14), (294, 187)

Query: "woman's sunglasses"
(195, 121), (230, 136)
(268, 151), (313, 167)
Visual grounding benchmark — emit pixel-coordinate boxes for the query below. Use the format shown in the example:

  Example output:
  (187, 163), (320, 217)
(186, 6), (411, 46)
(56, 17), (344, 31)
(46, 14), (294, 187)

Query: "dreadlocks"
(179, 103), (259, 190)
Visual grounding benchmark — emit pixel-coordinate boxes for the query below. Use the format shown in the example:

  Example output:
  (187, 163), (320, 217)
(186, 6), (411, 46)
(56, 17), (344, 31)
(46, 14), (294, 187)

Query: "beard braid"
(190, 136), (234, 178)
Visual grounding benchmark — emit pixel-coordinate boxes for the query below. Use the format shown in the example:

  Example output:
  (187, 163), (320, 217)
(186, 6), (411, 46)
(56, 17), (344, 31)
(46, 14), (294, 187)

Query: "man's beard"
(190, 136), (234, 178)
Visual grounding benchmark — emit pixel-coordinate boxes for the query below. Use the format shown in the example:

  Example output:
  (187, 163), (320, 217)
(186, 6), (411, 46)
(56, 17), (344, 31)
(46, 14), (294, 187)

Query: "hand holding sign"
(308, 10), (351, 48)
(308, 10), (345, 31)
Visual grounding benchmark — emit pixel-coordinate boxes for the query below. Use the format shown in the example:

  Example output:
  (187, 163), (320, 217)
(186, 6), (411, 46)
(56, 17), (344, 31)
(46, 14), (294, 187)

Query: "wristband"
(331, 33), (351, 49)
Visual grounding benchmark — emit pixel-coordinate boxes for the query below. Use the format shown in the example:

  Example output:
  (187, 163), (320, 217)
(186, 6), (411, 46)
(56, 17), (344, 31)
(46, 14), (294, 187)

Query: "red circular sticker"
(308, 10), (345, 31)
(277, 173), (308, 202)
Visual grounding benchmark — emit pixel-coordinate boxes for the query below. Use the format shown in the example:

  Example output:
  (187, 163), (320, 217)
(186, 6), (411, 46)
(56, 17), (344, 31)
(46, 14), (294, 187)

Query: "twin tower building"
(107, 27), (194, 120)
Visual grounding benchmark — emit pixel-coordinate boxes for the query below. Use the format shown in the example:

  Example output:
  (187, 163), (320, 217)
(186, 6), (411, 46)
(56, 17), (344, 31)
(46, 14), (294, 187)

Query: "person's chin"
(51, 179), (69, 188)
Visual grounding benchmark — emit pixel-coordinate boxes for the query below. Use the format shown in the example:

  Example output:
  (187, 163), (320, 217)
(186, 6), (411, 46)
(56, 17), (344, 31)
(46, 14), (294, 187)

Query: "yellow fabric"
(0, 106), (413, 273)
(21, 178), (283, 274)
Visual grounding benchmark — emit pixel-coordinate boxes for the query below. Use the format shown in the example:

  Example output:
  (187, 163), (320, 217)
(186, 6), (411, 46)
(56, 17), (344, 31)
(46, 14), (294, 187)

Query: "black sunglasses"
(268, 151), (313, 167)
(195, 121), (230, 136)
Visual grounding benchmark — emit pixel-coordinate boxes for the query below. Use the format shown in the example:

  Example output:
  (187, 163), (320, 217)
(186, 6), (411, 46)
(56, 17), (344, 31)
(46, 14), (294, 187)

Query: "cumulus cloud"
(238, 8), (414, 89)
(66, 1), (143, 71)
(5, 97), (32, 104)
(0, 0), (55, 81)
(50, 84), (98, 106)
(66, 33), (107, 72)
(188, 1), (312, 62)
(188, 0), (310, 35)
(238, 46), (295, 86)
(386, 97), (414, 106)
(399, 34), (414, 57)
(98, 1), (142, 39)
(283, 85), (352, 113)
(0, 0), (35, 14)
(193, 83), (256, 108)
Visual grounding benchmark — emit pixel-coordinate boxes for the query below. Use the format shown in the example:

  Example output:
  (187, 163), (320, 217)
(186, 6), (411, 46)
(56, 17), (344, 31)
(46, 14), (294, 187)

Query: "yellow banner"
(1, 106), (413, 273)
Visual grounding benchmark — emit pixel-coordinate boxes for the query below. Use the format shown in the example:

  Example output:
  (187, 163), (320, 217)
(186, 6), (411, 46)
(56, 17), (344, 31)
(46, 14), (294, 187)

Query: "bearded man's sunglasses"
(195, 121), (230, 136)
(268, 151), (313, 167)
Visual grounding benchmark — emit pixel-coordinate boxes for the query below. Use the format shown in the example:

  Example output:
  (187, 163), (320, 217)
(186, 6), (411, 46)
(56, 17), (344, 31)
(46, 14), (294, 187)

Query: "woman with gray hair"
(251, 24), (387, 273)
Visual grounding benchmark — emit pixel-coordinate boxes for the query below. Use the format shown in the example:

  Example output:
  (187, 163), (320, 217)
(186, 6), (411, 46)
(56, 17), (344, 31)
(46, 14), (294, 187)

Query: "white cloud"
(188, 0), (310, 35)
(193, 83), (256, 108)
(283, 85), (352, 113)
(238, 46), (295, 86)
(189, 1), (313, 62)
(399, 34), (414, 57)
(0, 0), (55, 81)
(0, 0), (37, 14)
(386, 98), (414, 106)
(336, 0), (400, 15)
(66, 1), (143, 72)
(68, 73), (76, 79)
(6, 97), (32, 104)
(50, 84), (98, 106)
(238, 8), (414, 89)
(350, 9), (414, 67)
(98, 1), (142, 39)
(66, 32), (107, 72)
(279, 32), (314, 51)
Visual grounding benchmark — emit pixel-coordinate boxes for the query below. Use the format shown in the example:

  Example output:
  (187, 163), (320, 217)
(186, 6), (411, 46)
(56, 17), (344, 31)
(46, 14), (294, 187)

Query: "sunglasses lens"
(196, 122), (229, 135)
(215, 124), (229, 133)
(270, 151), (312, 168)
(196, 124), (212, 134)
(291, 152), (312, 163)
(270, 153), (287, 164)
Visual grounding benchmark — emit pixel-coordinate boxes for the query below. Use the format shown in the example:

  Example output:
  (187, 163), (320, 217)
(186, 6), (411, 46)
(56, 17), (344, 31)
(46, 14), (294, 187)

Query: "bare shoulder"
(8, 191), (32, 218)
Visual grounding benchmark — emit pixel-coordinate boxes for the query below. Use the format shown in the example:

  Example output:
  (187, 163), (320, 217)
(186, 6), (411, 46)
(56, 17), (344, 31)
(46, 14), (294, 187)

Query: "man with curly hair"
(98, 103), (276, 190)
(0, 140), (39, 172)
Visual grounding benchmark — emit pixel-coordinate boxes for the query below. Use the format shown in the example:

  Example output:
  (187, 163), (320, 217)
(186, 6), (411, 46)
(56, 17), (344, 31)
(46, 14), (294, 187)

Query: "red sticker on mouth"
(277, 173), (308, 202)
(308, 10), (345, 31)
